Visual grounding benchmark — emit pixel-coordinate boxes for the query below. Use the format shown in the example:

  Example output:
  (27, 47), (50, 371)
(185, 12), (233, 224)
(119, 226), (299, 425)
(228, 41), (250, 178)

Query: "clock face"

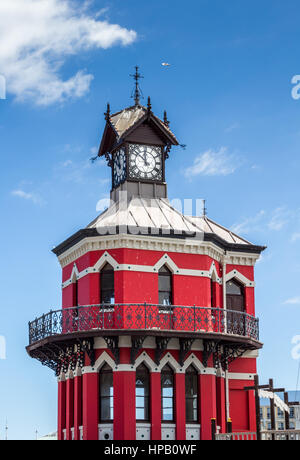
(129, 144), (162, 181)
(113, 148), (126, 187)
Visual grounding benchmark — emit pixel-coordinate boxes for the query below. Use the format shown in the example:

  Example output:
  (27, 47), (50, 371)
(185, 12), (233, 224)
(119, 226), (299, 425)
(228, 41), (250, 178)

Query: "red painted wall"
(58, 247), (258, 440)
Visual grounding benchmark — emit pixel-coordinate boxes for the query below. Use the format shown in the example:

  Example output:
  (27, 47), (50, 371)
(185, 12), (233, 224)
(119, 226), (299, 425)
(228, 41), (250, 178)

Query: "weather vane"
(130, 66), (144, 105)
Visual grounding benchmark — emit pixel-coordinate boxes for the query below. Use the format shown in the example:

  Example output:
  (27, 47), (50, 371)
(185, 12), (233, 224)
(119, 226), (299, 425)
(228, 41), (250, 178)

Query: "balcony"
(28, 304), (259, 345)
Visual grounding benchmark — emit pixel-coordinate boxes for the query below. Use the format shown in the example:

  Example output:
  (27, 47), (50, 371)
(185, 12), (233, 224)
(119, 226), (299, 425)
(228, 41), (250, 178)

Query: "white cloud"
(284, 297), (300, 306)
(224, 122), (239, 133)
(231, 207), (295, 236)
(11, 189), (45, 205)
(184, 147), (238, 178)
(291, 233), (300, 243)
(231, 210), (266, 235)
(0, 0), (137, 105)
(268, 207), (291, 231)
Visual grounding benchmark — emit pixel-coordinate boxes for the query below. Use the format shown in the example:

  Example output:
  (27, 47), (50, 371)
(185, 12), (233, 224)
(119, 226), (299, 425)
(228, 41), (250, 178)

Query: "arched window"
(161, 364), (174, 422)
(185, 365), (198, 423)
(159, 266), (172, 305)
(100, 263), (115, 304)
(99, 364), (114, 422)
(226, 279), (245, 312)
(136, 364), (150, 421)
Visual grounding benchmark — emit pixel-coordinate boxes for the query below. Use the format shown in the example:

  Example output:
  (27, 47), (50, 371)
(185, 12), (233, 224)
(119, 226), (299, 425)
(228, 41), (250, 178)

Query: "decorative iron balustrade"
(28, 304), (259, 345)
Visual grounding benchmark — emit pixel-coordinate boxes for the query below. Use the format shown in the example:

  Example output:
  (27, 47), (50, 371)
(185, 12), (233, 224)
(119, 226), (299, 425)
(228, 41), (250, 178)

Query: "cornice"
(56, 233), (261, 270)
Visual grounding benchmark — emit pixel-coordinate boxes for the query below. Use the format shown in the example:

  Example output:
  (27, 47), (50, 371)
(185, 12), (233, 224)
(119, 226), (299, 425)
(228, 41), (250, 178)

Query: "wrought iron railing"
(28, 304), (259, 345)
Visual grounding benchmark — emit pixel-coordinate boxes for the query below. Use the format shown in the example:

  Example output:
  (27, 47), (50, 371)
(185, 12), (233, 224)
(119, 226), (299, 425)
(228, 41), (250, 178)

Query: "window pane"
(162, 408), (173, 421)
(136, 408), (145, 420)
(159, 276), (171, 291)
(101, 397), (113, 421)
(101, 264), (114, 303)
(100, 366), (113, 422)
(159, 292), (172, 305)
(161, 366), (174, 421)
(226, 280), (243, 295)
(185, 366), (198, 423)
(136, 365), (150, 421)
(136, 396), (145, 407)
(100, 373), (113, 397)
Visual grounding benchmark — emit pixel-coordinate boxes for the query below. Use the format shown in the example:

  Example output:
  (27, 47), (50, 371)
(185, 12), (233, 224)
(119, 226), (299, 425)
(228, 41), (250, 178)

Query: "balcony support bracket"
(104, 336), (120, 365)
(179, 338), (195, 367)
(155, 337), (171, 365)
(130, 336), (146, 365)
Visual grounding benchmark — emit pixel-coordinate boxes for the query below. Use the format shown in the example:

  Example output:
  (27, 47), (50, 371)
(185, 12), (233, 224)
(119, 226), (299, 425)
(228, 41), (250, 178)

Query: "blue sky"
(0, 0), (300, 440)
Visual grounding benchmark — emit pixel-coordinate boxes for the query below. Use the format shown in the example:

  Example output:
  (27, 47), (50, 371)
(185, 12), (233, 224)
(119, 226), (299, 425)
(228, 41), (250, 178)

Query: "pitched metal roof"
(87, 197), (252, 246)
(109, 104), (179, 144)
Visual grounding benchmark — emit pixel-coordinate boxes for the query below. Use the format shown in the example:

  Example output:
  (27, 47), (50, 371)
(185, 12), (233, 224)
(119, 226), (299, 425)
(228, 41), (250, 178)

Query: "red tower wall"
(57, 246), (259, 440)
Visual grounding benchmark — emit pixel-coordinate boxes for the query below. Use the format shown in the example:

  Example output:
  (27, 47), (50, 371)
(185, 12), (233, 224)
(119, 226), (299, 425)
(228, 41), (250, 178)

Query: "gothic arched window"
(226, 279), (245, 312)
(100, 263), (115, 304)
(161, 364), (174, 422)
(159, 266), (173, 306)
(136, 364), (150, 421)
(99, 363), (114, 422)
(185, 365), (198, 423)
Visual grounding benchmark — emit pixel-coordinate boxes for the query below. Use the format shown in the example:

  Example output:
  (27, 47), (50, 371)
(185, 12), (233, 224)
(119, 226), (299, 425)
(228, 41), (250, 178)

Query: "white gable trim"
(71, 264), (79, 282)
(134, 352), (157, 372)
(225, 270), (255, 288)
(182, 354), (204, 373)
(93, 351), (116, 372)
(61, 254), (254, 290)
(158, 353), (183, 373)
(209, 262), (221, 283)
(94, 252), (119, 271)
(153, 254), (179, 274)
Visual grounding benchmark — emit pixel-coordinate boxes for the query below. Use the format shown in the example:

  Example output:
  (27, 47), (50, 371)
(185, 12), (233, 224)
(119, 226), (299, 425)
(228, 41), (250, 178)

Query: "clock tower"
(27, 67), (266, 442)
(98, 67), (178, 202)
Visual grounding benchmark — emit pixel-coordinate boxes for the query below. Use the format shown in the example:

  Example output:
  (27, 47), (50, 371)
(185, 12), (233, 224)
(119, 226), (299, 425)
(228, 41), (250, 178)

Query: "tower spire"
(130, 66), (143, 106)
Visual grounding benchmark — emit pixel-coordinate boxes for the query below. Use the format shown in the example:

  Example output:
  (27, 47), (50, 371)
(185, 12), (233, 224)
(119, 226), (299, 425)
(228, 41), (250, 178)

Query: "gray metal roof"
(87, 197), (252, 246)
(109, 104), (178, 143)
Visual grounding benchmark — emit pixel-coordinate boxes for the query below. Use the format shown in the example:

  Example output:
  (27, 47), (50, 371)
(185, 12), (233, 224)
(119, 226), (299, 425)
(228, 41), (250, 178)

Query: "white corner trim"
(65, 369), (74, 380)
(209, 262), (222, 283)
(57, 372), (66, 383)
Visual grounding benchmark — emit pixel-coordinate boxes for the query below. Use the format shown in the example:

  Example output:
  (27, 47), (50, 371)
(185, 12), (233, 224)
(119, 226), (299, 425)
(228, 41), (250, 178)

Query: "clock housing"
(113, 147), (127, 187)
(128, 144), (163, 182)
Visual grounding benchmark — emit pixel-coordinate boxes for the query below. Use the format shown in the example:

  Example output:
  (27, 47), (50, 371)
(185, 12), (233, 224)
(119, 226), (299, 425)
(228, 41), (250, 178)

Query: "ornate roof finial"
(130, 66), (144, 106)
(147, 96), (152, 112)
(163, 110), (170, 127)
(104, 103), (110, 122)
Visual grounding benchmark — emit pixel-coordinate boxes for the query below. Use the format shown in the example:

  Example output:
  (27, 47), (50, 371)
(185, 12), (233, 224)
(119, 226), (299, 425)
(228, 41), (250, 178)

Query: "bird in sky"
(162, 62), (171, 67)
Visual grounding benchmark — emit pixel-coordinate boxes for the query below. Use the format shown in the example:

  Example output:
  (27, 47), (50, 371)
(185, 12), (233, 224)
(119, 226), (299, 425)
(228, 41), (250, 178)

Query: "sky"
(0, 0), (300, 440)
